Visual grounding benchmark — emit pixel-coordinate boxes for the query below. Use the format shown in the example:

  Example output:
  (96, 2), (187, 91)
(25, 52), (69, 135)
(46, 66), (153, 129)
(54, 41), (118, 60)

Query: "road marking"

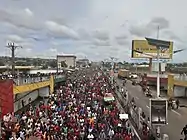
(135, 97), (139, 100)
(146, 105), (150, 108)
(171, 109), (181, 116)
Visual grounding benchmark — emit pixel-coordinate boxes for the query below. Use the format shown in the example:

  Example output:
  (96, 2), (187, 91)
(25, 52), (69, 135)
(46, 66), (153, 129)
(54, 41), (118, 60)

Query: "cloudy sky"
(0, 0), (187, 62)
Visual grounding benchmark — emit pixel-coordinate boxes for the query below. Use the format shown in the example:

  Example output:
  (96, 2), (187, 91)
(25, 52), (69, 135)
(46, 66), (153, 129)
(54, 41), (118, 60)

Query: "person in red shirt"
(124, 134), (131, 140)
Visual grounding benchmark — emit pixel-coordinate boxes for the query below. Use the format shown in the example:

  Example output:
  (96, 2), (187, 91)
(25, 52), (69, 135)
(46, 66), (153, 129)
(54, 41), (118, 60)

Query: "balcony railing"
(0, 72), (66, 86)
(13, 76), (50, 86)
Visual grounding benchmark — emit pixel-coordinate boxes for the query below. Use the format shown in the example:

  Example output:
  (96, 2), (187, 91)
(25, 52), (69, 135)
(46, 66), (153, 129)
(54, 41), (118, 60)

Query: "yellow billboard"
(131, 40), (173, 59)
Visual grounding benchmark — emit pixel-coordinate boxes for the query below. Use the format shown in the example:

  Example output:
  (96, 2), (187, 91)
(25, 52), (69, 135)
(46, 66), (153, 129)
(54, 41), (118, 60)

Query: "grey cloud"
(92, 30), (109, 40)
(75, 52), (87, 59)
(162, 30), (181, 41)
(129, 24), (152, 37)
(148, 17), (169, 30)
(89, 45), (97, 49)
(129, 17), (170, 37)
(115, 34), (128, 45)
(0, 8), (42, 31)
(6, 34), (25, 43)
(92, 39), (110, 46)
(6, 34), (34, 48)
(109, 46), (119, 51)
(45, 21), (80, 40)
(115, 34), (128, 40)
(78, 28), (92, 40)
(116, 39), (129, 46)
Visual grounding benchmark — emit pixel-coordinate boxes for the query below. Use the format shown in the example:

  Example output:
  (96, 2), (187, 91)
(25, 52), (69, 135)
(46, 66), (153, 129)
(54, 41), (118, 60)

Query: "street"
(116, 78), (187, 140)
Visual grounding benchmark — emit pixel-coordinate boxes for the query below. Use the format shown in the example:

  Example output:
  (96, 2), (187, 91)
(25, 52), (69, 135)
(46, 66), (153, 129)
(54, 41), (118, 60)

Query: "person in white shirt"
(3, 113), (11, 122)
(87, 133), (94, 140)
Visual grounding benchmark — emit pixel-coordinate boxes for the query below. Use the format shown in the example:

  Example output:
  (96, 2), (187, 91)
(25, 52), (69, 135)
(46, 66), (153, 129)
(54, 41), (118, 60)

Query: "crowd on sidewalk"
(1, 68), (136, 140)
(116, 80), (156, 140)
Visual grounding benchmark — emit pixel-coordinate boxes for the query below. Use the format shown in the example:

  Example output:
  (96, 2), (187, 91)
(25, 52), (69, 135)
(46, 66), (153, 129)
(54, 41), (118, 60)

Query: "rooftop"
(57, 54), (76, 58)
(0, 66), (35, 69)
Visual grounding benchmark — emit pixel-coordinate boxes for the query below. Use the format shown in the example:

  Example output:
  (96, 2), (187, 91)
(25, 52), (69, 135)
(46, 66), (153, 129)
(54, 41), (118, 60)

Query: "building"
(57, 54), (76, 69)
(76, 58), (89, 68)
(0, 66), (35, 74)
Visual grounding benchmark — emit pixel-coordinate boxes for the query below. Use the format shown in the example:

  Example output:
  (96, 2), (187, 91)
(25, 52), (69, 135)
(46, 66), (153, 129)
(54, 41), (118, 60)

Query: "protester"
(1, 68), (136, 140)
(181, 125), (187, 140)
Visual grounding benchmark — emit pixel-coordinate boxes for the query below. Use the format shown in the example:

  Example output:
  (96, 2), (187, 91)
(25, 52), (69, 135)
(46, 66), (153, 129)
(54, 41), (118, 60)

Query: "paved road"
(116, 78), (187, 140)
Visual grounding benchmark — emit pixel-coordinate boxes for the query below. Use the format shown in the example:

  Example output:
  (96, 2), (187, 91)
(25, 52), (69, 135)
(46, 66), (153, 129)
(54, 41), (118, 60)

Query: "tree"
(33, 59), (40, 66)
(0, 60), (5, 66)
(48, 60), (57, 68)
(42, 65), (48, 69)
(15, 61), (30, 66)
(123, 61), (129, 65)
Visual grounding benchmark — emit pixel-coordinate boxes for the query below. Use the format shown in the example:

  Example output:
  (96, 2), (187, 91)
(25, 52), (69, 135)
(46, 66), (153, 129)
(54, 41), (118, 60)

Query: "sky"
(0, 0), (187, 62)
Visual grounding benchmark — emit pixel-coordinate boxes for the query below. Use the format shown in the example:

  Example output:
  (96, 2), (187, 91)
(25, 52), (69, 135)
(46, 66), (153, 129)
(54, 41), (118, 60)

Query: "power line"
(6, 42), (22, 75)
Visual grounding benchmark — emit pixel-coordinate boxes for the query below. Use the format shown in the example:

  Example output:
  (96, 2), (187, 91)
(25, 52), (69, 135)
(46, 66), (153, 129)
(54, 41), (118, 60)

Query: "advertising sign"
(131, 40), (173, 59)
(150, 99), (167, 125)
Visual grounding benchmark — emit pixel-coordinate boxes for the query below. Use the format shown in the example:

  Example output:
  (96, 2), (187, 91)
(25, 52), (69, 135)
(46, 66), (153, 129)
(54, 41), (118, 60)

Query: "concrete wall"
(14, 90), (39, 112)
(14, 86), (50, 112)
(173, 86), (187, 97)
(38, 86), (50, 98)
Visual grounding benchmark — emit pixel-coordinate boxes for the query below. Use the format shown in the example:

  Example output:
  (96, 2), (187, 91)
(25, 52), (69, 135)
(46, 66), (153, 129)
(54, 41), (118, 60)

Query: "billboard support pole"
(156, 25), (161, 140)
(156, 48), (160, 98)
(156, 47), (161, 139)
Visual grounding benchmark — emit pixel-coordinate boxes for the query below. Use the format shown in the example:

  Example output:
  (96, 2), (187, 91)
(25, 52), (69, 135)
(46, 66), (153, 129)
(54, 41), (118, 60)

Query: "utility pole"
(6, 42), (22, 76)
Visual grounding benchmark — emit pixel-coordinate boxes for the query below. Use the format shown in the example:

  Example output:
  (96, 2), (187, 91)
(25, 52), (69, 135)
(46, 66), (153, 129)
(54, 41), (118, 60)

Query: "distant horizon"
(0, 55), (185, 64)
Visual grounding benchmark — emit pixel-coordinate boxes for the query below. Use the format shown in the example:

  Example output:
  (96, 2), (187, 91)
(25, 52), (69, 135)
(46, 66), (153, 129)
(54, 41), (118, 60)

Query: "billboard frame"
(131, 40), (173, 59)
(149, 98), (168, 126)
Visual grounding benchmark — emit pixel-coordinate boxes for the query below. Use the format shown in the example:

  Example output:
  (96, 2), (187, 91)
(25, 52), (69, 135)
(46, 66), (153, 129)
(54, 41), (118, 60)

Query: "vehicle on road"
(118, 69), (130, 79)
(144, 86), (152, 97)
(132, 80), (138, 85)
(168, 98), (177, 109)
(144, 91), (152, 97)
(129, 73), (138, 79)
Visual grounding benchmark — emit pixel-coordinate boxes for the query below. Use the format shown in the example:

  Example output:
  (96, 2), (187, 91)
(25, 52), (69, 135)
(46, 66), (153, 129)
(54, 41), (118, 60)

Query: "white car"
(129, 74), (138, 79)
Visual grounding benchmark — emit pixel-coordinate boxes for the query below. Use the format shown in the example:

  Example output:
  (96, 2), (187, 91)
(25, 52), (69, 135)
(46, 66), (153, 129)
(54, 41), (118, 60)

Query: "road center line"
(135, 97), (139, 100)
(146, 105), (150, 108)
(171, 109), (181, 116)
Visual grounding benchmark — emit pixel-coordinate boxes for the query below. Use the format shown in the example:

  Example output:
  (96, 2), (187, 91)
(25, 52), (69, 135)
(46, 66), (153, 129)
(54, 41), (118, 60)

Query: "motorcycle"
(132, 80), (137, 85)
(168, 99), (177, 109)
(144, 91), (152, 97)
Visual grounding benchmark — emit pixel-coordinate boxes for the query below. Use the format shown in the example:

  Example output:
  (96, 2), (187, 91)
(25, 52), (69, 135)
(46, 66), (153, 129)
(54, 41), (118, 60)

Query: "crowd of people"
(115, 80), (156, 140)
(1, 68), (136, 140)
(0, 72), (66, 80)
